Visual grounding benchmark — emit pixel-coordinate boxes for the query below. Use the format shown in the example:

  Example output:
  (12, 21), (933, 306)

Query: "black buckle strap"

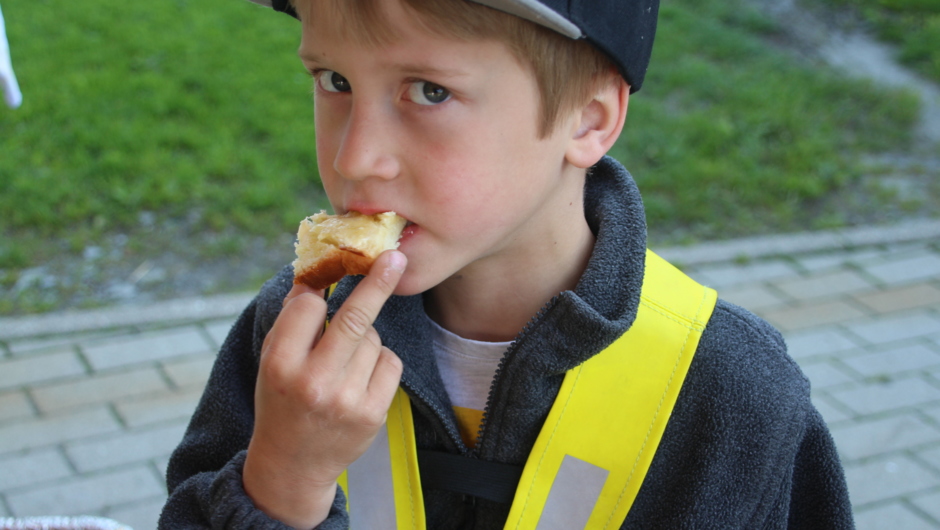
(417, 450), (524, 504)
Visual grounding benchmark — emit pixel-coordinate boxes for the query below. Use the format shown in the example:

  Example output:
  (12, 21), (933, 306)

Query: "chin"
(392, 267), (448, 298)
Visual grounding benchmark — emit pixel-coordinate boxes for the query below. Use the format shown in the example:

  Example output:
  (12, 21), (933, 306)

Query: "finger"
(367, 346), (404, 406)
(340, 326), (385, 390)
(319, 250), (407, 357)
(283, 283), (324, 308)
(262, 291), (329, 374)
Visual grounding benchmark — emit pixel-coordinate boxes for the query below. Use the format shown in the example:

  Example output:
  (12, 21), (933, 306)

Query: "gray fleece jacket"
(160, 156), (854, 529)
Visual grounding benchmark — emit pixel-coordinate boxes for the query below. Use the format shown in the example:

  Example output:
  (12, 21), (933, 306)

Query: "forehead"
(295, 0), (534, 81)
(295, 0), (439, 49)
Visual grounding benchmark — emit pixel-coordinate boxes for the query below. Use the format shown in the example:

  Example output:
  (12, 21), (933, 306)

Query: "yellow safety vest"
(336, 249), (717, 529)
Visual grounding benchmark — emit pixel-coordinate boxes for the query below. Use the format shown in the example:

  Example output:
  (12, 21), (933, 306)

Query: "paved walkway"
(1, 220), (939, 529)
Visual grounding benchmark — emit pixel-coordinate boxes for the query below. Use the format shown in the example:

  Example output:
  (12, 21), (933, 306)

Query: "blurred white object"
(0, 516), (133, 530)
(0, 2), (23, 109)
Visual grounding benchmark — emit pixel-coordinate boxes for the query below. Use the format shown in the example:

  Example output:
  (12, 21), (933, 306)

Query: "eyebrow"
(297, 49), (323, 65)
(394, 63), (470, 79)
(297, 50), (470, 79)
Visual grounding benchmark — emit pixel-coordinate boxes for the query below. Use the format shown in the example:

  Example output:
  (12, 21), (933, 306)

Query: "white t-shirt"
(427, 315), (511, 448)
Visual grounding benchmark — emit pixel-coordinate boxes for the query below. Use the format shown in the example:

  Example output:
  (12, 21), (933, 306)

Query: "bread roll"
(292, 211), (407, 290)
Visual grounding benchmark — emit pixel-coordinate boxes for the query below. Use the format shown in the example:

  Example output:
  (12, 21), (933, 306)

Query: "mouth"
(400, 220), (418, 241)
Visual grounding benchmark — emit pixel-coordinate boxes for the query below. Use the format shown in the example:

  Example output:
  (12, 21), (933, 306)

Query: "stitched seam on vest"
(512, 366), (586, 529)
(603, 287), (709, 529)
(639, 298), (706, 332)
(397, 397), (417, 529)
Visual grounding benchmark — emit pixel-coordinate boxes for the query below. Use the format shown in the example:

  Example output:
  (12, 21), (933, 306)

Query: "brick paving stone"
(759, 300), (868, 332)
(687, 260), (800, 289)
(715, 284), (790, 311)
(854, 502), (939, 530)
(783, 328), (861, 360)
(6, 330), (122, 357)
(5, 465), (164, 517)
(841, 344), (940, 378)
(0, 407), (121, 455)
(860, 253), (940, 285)
(82, 326), (215, 371)
(106, 496), (166, 530)
(846, 312), (940, 345)
(812, 395), (853, 424)
(853, 283), (940, 314)
(925, 405), (940, 426)
(771, 269), (876, 301)
(0, 349), (86, 391)
(0, 449), (74, 492)
(795, 253), (849, 272)
(918, 445), (940, 474)
(66, 422), (188, 473)
(829, 377), (940, 416)
(204, 318), (237, 349)
(30, 368), (169, 414)
(155, 456), (172, 481)
(0, 391), (34, 423)
(797, 248), (888, 272)
(884, 241), (932, 253)
(114, 387), (203, 428)
(829, 414), (940, 461)
(162, 353), (216, 390)
(799, 361), (857, 389)
(911, 490), (940, 524)
(844, 455), (940, 506)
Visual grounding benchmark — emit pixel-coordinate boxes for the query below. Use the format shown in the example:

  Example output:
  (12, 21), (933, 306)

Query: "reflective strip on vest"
(337, 249), (718, 529)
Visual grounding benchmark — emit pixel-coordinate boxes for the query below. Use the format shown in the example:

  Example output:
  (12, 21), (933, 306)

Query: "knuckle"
(363, 327), (383, 350)
(334, 386), (361, 411)
(299, 380), (327, 408)
(260, 343), (293, 380)
(289, 292), (327, 315)
(335, 304), (372, 341)
(379, 347), (403, 374)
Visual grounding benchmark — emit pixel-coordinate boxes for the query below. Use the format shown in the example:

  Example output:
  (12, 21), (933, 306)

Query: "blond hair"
(292, 0), (617, 137)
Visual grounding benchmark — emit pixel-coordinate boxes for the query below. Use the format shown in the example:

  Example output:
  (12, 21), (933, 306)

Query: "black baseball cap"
(247, 0), (659, 92)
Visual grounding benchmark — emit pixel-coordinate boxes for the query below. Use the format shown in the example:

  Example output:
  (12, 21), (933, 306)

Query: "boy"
(161, 0), (854, 528)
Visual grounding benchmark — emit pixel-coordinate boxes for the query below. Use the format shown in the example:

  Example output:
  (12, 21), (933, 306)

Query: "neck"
(425, 197), (595, 343)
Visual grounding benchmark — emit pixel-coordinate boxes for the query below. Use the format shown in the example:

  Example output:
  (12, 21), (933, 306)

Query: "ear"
(565, 76), (630, 169)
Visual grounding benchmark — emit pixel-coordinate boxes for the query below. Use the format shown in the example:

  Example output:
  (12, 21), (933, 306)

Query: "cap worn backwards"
(245, 0), (659, 92)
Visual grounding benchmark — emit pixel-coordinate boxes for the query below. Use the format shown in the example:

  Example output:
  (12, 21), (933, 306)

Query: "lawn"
(0, 0), (922, 313)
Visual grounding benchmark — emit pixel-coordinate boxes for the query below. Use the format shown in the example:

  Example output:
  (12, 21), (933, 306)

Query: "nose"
(332, 100), (400, 182)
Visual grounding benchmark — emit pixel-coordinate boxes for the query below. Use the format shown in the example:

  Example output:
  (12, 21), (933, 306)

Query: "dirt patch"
(3, 218), (297, 315)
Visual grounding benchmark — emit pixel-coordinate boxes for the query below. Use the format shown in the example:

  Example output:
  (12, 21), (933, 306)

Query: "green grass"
(0, 0), (922, 311)
(1, 0), (326, 265)
(819, 0), (940, 83)
(613, 0), (920, 239)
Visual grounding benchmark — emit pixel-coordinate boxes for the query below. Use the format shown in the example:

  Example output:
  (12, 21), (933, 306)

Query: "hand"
(243, 250), (407, 529)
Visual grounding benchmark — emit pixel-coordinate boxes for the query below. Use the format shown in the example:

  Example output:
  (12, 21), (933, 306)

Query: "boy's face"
(298, 0), (587, 296)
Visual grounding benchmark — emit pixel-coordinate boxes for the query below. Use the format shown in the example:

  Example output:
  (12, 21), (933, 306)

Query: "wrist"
(243, 445), (338, 529)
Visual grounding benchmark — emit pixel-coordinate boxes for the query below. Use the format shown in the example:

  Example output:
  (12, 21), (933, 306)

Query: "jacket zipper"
(470, 295), (559, 457)
(400, 377), (466, 453)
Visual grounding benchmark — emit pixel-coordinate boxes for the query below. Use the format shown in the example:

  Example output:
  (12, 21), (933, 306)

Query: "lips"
(400, 221), (418, 241)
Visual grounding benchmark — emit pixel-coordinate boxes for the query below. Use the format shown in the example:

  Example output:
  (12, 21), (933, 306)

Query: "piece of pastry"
(292, 211), (407, 290)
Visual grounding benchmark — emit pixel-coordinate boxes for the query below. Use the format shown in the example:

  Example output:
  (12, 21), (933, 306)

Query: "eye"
(315, 70), (351, 93)
(407, 81), (451, 105)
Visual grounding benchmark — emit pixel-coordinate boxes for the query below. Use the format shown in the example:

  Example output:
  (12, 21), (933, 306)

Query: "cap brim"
(469, 0), (582, 39)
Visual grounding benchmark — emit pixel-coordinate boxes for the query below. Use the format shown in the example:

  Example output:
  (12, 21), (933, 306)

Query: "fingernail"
(388, 250), (407, 273)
